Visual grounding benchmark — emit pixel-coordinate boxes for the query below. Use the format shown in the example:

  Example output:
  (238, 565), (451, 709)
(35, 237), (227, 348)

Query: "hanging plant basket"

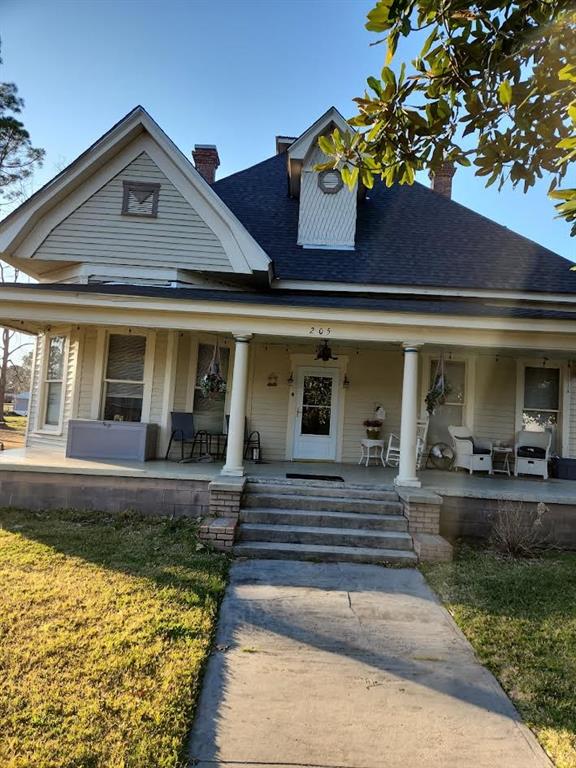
(200, 340), (227, 398)
(425, 353), (452, 415)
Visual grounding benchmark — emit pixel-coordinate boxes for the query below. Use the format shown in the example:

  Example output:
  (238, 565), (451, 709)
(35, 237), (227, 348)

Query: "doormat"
(286, 473), (345, 482)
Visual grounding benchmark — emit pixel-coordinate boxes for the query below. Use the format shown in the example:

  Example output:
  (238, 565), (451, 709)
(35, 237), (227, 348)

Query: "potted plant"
(363, 418), (383, 440)
(200, 371), (226, 398)
(425, 354), (451, 415)
(200, 340), (227, 398)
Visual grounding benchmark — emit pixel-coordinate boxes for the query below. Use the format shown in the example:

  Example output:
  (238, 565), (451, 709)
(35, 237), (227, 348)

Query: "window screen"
(523, 366), (560, 431)
(103, 334), (146, 422)
(43, 336), (66, 427)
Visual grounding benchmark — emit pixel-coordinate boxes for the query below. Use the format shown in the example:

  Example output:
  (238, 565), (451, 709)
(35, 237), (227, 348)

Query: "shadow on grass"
(0, 506), (229, 608)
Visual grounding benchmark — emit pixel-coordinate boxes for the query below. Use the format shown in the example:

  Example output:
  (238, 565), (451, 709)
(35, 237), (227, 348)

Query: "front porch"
(2, 448), (576, 503)
(2, 448), (576, 550)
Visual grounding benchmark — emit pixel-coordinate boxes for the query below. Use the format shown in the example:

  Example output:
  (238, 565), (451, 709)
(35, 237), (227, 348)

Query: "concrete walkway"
(188, 560), (552, 768)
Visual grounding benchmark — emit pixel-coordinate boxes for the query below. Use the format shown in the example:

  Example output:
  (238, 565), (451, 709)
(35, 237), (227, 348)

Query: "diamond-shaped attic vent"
(122, 181), (160, 217)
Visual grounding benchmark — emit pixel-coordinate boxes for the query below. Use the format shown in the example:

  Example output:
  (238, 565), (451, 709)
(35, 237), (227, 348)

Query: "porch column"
(395, 343), (422, 489)
(222, 335), (252, 477)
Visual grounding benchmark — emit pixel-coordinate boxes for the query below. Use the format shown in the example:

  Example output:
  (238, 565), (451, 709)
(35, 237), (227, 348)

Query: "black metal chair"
(164, 412), (209, 462)
(224, 415), (262, 461)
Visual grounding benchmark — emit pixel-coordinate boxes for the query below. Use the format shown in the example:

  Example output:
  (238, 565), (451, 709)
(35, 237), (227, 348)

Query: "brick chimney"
(429, 161), (455, 198)
(192, 144), (220, 185)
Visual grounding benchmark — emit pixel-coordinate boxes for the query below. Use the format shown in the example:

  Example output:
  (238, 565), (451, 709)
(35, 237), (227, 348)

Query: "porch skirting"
(441, 495), (576, 549)
(0, 469), (211, 519)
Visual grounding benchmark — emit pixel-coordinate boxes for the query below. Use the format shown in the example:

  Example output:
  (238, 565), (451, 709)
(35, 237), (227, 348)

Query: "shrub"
(490, 499), (550, 557)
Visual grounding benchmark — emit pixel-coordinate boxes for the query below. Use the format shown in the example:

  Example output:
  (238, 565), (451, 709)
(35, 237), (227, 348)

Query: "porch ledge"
(413, 533), (453, 563)
(209, 476), (247, 493)
(397, 488), (442, 506)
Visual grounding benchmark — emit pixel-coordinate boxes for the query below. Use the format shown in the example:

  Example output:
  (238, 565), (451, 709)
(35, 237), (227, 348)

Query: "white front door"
(292, 367), (340, 461)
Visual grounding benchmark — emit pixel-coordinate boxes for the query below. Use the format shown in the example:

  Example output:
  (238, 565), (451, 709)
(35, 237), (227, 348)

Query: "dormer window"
(121, 181), (160, 217)
(318, 169), (343, 195)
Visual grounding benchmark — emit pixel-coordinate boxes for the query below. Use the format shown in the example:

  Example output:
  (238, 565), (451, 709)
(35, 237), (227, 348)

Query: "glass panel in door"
(300, 376), (333, 436)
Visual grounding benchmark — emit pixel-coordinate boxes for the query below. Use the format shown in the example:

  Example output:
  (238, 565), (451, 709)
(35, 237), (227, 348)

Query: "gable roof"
(286, 106), (352, 161)
(0, 106), (270, 279)
(214, 152), (576, 295)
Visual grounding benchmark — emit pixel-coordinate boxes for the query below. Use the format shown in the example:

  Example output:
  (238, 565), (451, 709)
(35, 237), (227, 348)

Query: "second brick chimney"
(192, 144), (220, 185)
(429, 161), (455, 198)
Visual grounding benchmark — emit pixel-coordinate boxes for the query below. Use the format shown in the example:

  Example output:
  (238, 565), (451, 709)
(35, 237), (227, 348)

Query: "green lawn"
(0, 508), (228, 768)
(1, 406), (27, 449)
(423, 549), (576, 768)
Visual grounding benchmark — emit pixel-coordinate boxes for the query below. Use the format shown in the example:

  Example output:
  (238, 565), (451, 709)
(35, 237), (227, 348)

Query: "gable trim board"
(287, 107), (353, 162)
(0, 107), (270, 280)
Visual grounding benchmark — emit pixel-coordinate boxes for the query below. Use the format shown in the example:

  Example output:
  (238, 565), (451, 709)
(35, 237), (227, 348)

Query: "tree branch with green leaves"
(318, 1), (576, 233)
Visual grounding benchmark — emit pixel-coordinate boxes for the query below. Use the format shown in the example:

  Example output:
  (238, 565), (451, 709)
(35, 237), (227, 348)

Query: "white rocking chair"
(448, 425), (493, 475)
(386, 419), (429, 469)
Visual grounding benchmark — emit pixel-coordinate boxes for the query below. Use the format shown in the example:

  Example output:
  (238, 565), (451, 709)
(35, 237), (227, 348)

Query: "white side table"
(359, 438), (385, 468)
(492, 446), (513, 476)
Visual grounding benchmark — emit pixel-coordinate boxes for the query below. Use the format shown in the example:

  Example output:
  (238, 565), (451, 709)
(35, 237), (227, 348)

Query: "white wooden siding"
(150, 330), (168, 426)
(173, 333), (192, 411)
(297, 143), (357, 249)
(341, 349), (403, 462)
(473, 356), (517, 446)
(34, 152), (232, 273)
(247, 344), (293, 460)
(77, 327), (98, 418)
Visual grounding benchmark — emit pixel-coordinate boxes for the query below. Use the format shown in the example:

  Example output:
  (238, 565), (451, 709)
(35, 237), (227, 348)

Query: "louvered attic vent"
(121, 181), (160, 217)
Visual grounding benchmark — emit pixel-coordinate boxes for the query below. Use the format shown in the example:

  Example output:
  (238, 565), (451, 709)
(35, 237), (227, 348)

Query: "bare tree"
(0, 41), (44, 422)
(0, 264), (33, 423)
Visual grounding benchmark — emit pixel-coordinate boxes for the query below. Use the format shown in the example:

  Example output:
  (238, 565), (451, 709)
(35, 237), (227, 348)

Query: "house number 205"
(309, 327), (331, 336)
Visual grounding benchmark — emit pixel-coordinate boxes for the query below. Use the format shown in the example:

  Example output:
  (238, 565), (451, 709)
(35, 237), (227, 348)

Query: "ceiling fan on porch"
(315, 340), (338, 361)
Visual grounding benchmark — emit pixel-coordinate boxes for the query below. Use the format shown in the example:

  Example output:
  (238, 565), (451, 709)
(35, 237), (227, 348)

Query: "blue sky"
(2, 0), (574, 261)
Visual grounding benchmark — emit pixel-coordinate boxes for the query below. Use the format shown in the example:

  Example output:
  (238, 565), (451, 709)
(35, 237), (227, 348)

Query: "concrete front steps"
(235, 479), (417, 565)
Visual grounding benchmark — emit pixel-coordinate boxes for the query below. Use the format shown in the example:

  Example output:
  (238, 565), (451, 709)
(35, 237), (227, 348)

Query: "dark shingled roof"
(213, 153), (576, 295)
(6, 282), (576, 322)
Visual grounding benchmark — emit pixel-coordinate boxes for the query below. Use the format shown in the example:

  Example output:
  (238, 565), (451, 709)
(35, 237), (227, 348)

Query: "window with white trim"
(192, 342), (230, 433)
(42, 335), (66, 428)
(102, 334), (146, 422)
(427, 359), (466, 445)
(522, 366), (560, 431)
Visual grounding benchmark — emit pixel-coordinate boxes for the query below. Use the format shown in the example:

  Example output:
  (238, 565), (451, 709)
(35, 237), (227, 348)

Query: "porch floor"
(1, 448), (576, 504)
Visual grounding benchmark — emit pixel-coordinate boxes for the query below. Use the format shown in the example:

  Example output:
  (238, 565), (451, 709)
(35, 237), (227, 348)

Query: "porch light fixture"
(267, 373), (278, 387)
(315, 340), (338, 361)
(343, 374), (350, 389)
(287, 372), (294, 385)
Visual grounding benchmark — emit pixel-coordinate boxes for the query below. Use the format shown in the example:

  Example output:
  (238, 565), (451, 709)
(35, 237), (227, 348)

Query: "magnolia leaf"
(360, 167), (375, 189)
(317, 135), (334, 156)
(420, 28), (437, 58)
(558, 63), (576, 83)
(341, 165), (359, 189)
(498, 80), (513, 107)
(386, 29), (399, 65)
